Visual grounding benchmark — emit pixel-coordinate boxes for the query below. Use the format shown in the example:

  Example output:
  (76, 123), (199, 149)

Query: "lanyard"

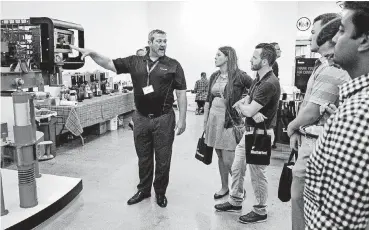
(146, 61), (159, 86)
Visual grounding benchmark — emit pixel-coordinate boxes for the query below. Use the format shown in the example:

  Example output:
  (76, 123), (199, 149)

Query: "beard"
(251, 62), (262, 71)
(333, 53), (356, 72)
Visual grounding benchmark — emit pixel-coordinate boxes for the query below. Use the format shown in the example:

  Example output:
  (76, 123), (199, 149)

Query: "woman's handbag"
(195, 132), (213, 165)
(245, 122), (272, 165)
(226, 109), (245, 144)
(278, 149), (298, 202)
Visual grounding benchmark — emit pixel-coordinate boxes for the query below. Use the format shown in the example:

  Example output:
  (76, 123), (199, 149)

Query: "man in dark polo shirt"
(70, 29), (187, 208)
(215, 43), (280, 225)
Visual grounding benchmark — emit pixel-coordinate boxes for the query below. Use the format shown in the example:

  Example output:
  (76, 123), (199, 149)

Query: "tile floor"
(22, 111), (292, 230)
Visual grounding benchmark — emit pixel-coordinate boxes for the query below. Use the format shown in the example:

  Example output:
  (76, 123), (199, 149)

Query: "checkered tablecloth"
(41, 93), (135, 136)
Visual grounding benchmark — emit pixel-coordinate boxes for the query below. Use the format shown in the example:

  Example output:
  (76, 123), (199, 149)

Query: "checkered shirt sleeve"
(304, 74), (369, 229)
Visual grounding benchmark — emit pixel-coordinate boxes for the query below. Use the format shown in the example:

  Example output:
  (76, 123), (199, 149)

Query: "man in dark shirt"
(270, 42), (281, 148)
(215, 43), (280, 225)
(70, 29), (187, 208)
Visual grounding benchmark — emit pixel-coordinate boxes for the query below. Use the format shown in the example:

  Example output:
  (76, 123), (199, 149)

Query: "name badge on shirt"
(143, 85), (154, 95)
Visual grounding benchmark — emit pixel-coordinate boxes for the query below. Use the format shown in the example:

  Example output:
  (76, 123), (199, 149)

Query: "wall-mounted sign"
(295, 57), (318, 93)
(297, 17), (311, 31)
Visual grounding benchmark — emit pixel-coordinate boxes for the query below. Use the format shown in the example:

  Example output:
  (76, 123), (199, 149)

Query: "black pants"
(196, 100), (205, 109)
(132, 110), (176, 195)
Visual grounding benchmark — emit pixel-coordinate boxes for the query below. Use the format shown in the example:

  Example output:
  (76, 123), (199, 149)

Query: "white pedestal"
(1, 169), (82, 230)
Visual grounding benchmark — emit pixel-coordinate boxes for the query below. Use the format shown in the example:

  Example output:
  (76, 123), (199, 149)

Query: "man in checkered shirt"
(287, 13), (351, 230)
(304, 2), (369, 229)
(193, 72), (209, 115)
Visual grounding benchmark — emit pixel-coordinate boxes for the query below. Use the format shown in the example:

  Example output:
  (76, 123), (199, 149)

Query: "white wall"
(1, 1), (342, 88)
(147, 1), (299, 88)
(296, 1), (341, 40)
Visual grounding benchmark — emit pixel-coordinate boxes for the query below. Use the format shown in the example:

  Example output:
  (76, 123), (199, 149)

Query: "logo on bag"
(251, 150), (267, 155)
(196, 151), (204, 157)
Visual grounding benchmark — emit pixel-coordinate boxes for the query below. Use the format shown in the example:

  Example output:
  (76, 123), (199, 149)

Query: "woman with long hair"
(204, 46), (252, 199)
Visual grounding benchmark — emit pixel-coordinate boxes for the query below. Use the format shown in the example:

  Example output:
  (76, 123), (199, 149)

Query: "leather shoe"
(156, 194), (168, 208)
(214, 190), (229, 199)
(127, 191), (151, 205)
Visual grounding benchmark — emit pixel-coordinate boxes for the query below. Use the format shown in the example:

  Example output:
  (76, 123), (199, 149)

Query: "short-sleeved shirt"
(300, 55), (350, 125)
(113, 54), (187, 116)
(246, 70), (281, 129)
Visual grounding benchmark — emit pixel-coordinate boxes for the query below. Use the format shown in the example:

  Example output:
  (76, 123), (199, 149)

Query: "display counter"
(40, 92), (135, 144)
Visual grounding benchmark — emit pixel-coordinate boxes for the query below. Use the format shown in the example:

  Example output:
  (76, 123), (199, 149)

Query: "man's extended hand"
(252, 112), (267, 123)
(70, 45), (93, 60)
(320, 103), (337, 116)
(290, 132), (301, 151)
(175, 119), (186, 135)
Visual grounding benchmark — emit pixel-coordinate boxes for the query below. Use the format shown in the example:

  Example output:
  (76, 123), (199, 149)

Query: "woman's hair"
(218, 46), (239, 101)
(218, 46), (238, 75)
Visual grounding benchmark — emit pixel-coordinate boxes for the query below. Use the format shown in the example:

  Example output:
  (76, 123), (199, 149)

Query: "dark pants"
(196, 100), (205, 109)
(132, 110), (176, 195)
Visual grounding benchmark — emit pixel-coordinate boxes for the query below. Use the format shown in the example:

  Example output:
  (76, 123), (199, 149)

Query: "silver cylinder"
(15, 146), (38, 208)
(17, 165), (38, 208)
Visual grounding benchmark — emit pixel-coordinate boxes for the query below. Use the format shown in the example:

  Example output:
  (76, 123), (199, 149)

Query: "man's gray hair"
(148, 29), (166, 42)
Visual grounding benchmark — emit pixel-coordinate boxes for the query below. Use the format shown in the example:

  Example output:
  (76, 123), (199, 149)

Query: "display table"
(1, 169), (83, 230)
(40, 93), (135, 144)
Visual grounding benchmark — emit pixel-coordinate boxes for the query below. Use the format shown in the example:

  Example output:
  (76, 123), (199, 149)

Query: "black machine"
(1, 17), (85, 91)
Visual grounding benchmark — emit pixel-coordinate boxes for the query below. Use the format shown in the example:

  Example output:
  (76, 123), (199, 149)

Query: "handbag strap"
(313, 111), (325, 125)
(226, 106), (242, 128)
(252, 121), (268, 135)
(288, 149), (298, 163)
(250, 121), (268, 147)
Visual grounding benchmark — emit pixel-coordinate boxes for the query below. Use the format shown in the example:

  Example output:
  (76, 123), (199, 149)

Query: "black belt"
(147, 113), (161, 119)
(139, 111), (168, 119)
